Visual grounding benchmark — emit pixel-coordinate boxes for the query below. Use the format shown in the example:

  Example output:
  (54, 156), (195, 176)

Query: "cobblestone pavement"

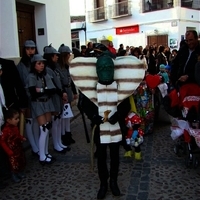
(0, 106), (200, 200)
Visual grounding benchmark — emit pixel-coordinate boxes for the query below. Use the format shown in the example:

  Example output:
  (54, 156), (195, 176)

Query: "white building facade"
(83, 0), (200, 49)
(0, 0), (71, 60)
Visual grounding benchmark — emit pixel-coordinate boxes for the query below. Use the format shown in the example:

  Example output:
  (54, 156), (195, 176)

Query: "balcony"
(144, 0), (173, 12)
(110, 1), (132, 19)
(87, 7), (107, 23)
(143, 0), (200, 12)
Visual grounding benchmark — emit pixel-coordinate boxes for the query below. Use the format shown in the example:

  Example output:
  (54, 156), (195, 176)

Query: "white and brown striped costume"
(70, 56), (145, 143)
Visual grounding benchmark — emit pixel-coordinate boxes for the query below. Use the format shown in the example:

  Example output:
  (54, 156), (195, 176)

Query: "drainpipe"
(84, 0), (87, 44)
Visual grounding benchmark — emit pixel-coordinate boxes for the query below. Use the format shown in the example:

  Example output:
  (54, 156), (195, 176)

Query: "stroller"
(166, 83), (200, 168)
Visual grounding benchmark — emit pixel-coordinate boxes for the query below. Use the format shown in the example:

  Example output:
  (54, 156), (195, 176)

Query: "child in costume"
(0, 108), (26, 183)
(157, 64), (169, 98)
(43, 44), (69, 154)
(26, 54), (56, 165)
(16, 40), (40, 157)
(70, 43), (145, 199)
(57, 44), (77, 146)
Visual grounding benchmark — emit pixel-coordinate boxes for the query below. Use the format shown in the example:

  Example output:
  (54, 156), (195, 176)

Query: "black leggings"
(97, 142), (120, 183)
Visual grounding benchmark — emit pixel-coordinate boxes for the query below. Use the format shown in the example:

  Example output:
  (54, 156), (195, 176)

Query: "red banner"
(116, 25), (139, 35)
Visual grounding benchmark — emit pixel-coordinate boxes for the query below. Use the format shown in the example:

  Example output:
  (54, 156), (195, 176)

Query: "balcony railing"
(87, 7), (107, 23)
(109, 1), (132, 18)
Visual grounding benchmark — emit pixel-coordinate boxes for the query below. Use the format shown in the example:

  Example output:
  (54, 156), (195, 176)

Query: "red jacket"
(0, 123), (24, 156)
(107, 45), (117, 55)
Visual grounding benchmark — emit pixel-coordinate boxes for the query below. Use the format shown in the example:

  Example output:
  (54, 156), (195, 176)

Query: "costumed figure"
(16, 40), (40, 156)
(0, 109), (26, 183)
(26, 54), (56, 165)
(125, 112), (144, 160)
(69, 43), (145, 199)
(43, 44), (69, 154)
(57, 44), (77, 146)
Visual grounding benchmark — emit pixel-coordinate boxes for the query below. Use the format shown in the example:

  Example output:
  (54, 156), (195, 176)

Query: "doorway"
(16, 2), (36, 56)
(147, 35), (168, 47)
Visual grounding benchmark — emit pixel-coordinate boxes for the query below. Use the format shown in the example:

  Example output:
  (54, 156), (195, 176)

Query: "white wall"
(44, 0), (71, 51)
(0, 0), (19, 58)
(0, 0), (71, 58)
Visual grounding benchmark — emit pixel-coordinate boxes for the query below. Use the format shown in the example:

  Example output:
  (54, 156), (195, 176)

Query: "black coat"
(0, 58), (28, 110)
(148, 54), (157, 74)
(170, 44), (200, 86)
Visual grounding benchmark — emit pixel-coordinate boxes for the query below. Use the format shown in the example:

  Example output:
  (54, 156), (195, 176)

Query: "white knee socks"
(61, 118), (71, 133)
(52, 117), (63, 151)
(39, 124), (51, 162)
(25, 118), (39, 153)
(57, 118), (67, 148)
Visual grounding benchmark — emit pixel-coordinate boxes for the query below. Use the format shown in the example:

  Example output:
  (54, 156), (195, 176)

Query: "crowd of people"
(0, 29), (200, 199)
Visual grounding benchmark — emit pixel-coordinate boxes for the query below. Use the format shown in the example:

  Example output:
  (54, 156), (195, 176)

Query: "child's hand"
(23, 137), (26, 141)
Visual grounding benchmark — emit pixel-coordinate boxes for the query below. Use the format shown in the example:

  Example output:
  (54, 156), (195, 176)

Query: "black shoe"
(97, 185), (107, 199)
(69, 137), (75, 144)
(54, 148), (67, 154)
(32, 151), (39, 157)
(39, 156), (53, 166)
(64, 146), (71, 151)
(110, 180), (120, 196)
(62, 134), (71, 146)
(46, 154), (56, 162)
(65, 132), (76, 144)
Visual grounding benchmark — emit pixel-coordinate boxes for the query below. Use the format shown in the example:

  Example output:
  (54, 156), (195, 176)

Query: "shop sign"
(116, 25), (139, 35)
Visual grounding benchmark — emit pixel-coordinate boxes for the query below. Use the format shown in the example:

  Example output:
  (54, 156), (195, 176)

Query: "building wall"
(85, 0), (200, 49)
(0, 0), (71, 59)
(0, 0), (19, 58)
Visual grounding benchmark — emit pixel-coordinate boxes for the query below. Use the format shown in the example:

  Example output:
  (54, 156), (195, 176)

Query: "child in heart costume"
(69, 44), (145, 199)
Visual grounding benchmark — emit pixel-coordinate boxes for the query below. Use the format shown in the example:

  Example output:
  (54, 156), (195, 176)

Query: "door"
(16, 2), (36, 56)
(147, 35), (168, 47)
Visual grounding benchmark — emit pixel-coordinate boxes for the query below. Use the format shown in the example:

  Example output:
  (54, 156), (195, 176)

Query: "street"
(0, 106), (200, 200)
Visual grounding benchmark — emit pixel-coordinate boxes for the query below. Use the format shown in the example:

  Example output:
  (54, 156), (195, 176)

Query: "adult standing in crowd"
(131, 47), (147, 70)
(107, 41), (117, 56)
(169, 49), (178, 66)
(117, 44), (124, 56)
(148, 48), (157, 74)
(156, 45), (168, 73)
(16, 40), (40, 157)
(85, 42), (93, 57)
(170, 30), (200, 87)
(0, 57), (28, 111)
(43, 44), (69, 153)
(80, 45), (87, 57)
(58, 44), (77, 146)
